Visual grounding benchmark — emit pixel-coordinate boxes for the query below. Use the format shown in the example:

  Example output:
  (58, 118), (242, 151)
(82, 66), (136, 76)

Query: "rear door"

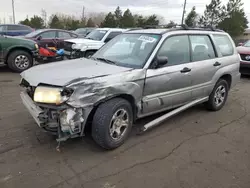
(187, 34), (218, 99)
(57, 31), (74, 49)
(37, 31), (57, 48)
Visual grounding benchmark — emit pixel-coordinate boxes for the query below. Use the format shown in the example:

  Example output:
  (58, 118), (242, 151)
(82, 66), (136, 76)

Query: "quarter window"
(189, 35), (216, 62)
(213, 34), (234, 56)
(157, 35), (190, 66)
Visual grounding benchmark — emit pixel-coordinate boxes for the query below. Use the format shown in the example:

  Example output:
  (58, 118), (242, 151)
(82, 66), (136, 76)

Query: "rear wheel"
(205, 79), (229, 111)
(91, 98), (133, 150)
(7, 50), (33, 73)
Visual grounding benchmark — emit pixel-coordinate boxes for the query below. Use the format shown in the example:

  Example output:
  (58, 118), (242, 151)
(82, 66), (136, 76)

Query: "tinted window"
(213, 34), (234, 56)
(189, 35), (216, 61)
(58, 31), (71, 38)
(40, 31), (56, 38)
(7, 25), (21, 31)
(70, 33), (78, 38)
(157, 35), (190, 66)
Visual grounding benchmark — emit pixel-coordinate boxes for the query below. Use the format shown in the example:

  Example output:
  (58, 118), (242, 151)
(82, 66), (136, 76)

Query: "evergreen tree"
(185, 6), (198, 27)
(121, 9), (135, 28)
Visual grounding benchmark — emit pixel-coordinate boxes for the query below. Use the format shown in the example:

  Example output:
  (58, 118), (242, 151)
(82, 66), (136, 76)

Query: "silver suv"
(20, 26), (240, 150)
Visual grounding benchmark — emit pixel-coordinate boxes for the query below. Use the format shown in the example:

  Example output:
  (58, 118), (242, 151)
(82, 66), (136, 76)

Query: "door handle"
(214, 62), (221, 67)
(180, 67), (191, 73)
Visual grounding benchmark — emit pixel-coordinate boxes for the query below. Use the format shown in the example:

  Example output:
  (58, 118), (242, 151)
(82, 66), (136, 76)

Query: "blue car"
(0, 24), (33, 36)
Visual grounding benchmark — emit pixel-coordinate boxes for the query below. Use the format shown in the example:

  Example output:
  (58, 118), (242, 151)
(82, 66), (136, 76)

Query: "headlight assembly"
(34, 86), (73, 105)
(35, 43), (39, 49)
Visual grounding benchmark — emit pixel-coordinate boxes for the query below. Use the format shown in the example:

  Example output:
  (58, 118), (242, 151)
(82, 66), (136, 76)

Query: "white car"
(64, 28), (127, 58)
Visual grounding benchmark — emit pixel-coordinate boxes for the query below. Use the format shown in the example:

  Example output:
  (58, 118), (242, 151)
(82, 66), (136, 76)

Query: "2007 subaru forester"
(20, 25), (240, 150)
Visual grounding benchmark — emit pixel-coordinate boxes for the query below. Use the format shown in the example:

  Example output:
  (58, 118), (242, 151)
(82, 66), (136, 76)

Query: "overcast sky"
(0, 0), (250, 25)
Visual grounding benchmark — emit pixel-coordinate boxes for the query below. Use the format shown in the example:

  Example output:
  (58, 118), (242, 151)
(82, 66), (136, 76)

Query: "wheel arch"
(84, 94), (138, 133)
(6, 47), (33, 64)
(219, 74), (232, 89)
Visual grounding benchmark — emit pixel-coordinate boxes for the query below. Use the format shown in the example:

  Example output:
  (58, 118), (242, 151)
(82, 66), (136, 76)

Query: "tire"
(92, 98), (133, 150)
(205, 79), (229, 111)
(85, 51), (96, 58)
(7, 50), (33, 73)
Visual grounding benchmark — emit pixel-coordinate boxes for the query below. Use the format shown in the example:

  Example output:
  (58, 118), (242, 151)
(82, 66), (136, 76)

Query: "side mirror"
(156, 56), (168, 68)
(36, 35), (42, 40)
(238, 43), (243, 46)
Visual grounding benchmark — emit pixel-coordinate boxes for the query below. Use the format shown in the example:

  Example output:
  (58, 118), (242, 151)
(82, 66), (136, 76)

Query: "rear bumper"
(20, 91), (44, 126)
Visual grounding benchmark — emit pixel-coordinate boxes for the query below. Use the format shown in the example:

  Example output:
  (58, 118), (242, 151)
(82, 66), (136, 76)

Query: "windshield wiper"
(85, 37), (94, 40)
(94, 57), (117, 65)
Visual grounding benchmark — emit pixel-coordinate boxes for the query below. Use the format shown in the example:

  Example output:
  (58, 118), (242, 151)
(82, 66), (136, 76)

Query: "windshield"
(243, 40), (250, 47)
(85, 30), (107, 41)
(75, 28), (88, 35)
(25, 29), (42, 37)
(92, 33), (161, 68)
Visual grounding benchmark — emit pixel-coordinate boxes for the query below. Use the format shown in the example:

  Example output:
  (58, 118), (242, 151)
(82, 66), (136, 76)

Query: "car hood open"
(21, 58), (132, 87)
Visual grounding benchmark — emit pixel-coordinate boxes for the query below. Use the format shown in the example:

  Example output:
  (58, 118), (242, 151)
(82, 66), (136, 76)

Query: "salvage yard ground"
(0, 67), (250, 188)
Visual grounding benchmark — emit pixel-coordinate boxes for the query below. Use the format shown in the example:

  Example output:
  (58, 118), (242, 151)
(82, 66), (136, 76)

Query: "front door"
(142, 35), (192, 115)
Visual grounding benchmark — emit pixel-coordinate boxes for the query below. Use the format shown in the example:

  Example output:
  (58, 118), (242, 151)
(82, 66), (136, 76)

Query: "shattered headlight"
(34, 86), (73, 105)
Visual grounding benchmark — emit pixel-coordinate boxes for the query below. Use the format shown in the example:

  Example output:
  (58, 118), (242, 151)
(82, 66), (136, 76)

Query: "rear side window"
(213, 34), (234, 56)
(189, 35), (216, 62)
(19, 25), (31, 31)
(58, 31), (71, 38)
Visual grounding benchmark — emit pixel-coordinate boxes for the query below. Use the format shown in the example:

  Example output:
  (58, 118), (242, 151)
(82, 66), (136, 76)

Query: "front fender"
(66, 69), (146, 108)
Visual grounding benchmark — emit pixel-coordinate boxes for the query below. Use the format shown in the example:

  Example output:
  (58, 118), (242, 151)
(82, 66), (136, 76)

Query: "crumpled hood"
(21, 58), (132, 86)
(236, 46), (250, 54)
(65, 38), (102, 44)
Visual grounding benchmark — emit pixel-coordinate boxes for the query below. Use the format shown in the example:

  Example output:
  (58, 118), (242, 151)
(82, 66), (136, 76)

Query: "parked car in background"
(0, 24), (33, 36)
(237, 40), (250, 75)
(24, 29), (79, 49)
(20, 26), (240, 150)
(0, 35), (38, 72)
(74, 27), (95, 38)
(64, 28), (126, 58)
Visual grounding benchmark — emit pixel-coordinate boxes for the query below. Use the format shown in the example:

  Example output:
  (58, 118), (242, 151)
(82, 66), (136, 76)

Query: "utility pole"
(12, 0), (15, 24)
(181, 0), (187, 25)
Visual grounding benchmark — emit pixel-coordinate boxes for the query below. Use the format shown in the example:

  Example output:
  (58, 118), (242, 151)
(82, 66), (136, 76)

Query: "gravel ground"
(0, 67), (250, 188)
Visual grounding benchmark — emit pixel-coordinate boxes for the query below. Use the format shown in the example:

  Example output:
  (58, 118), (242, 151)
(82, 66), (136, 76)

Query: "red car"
(237, 40), (250, 75)
(24, 29), (79, 49)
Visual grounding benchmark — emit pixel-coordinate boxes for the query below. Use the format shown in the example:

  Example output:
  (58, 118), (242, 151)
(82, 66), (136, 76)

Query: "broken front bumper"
(20, 91), (44, 126)
(20, 90), (87, 140)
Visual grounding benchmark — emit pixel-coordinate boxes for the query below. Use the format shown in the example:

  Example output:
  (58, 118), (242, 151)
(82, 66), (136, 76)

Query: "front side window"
(213, 34), (234, 56)
(157, 35), (190, 66)
(85, 30), (107, 41)
(189, 35), (216, 61)
(105, 32), (122, 42)
(93, 33), (161, 68)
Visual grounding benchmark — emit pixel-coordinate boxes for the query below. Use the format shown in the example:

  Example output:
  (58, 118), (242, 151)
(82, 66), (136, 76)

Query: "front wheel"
(7, 50), (33, 73)
(205, 79), (229, 111)
(92, 98), (133, 150)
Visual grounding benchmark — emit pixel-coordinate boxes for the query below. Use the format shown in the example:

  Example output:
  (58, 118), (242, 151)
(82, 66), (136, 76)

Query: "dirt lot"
(0, 67), (250, 188)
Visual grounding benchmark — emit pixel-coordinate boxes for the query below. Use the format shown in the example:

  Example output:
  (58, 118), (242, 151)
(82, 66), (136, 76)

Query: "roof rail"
(143, 24), (224, 32)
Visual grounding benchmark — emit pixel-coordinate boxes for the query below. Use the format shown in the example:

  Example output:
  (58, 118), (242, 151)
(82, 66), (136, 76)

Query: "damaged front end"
(20, 79), (90, 143)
